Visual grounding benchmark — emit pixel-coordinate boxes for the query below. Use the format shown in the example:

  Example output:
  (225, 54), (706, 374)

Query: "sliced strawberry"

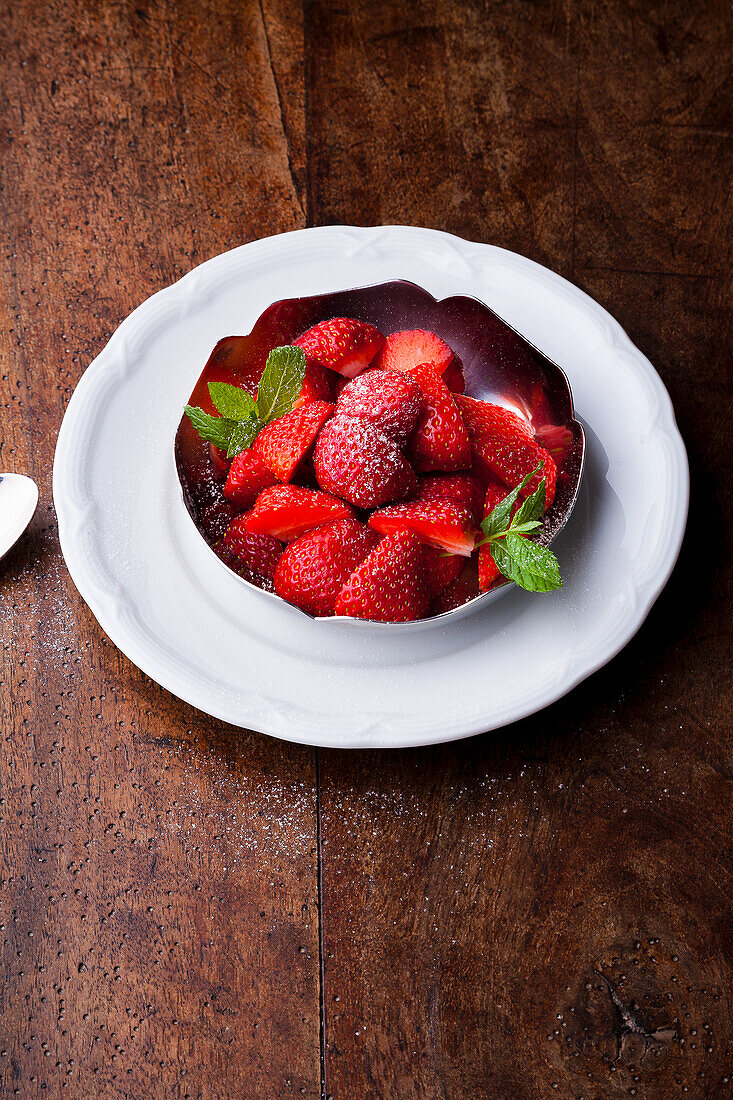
(292, 361), (335, 410)
(537, 447), (557, 509)
(244, 485), (353, 541)
(335, 531), (430, 623)
(222, 515), (283, 581)
(454, 395), (537, 486)
(478, 481), (508, 592)
(374, 329), (454, 376)
(423, 545), (465, 596)
(294, 317), (384, 379)
(223, 449), (278, 508)
(406, 363), (471, 472)
(253, 400), (334, 482)
(369, 499), (477, 557)
(336, 369), (423, 446)
(313, 416), (417, 509)
(212, 538), (276, 592)
(274, 518), (379, 616)
(413, 473), (484, 522)
(431, 559), (480, 615)
(442, 356), (465, 394)
(209, 443), (231, 481)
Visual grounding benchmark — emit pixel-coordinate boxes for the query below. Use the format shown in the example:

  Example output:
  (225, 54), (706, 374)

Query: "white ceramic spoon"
(0, 473), (38, 560)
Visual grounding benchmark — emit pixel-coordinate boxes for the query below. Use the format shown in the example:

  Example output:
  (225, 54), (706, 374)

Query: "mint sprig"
(476, 464), (562, 593)
(184, 345), (307, 458)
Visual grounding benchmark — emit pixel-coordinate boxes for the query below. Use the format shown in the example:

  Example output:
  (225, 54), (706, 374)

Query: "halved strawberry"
(455, 395), (545, 493)
(274, 518), (379, 616)
(431, 559), (480, 615)
(313, 416), (417, 509)
(478, 481), (508, 592)
(442, 356), (466, 394)
(212, 538), (276, 592)
(253, 400), (334, 482)
(406, 363), (472, 472)
(369, 499), (477, 557)
(222, 515), (283, 581)
(536, 447), (557, 509)
(335, 531), (430, 623)
(292, 361), (335, 410)
(244, 485), (353, 541)
(374, 329), (455, 376)
(423, 545), (465, 596)
(336, 369), (423, 446)
(294, 318), (384, 379)
(209, 443), (231, 481)
(413, 473), (484, 522)
(223, 449), (278, 508)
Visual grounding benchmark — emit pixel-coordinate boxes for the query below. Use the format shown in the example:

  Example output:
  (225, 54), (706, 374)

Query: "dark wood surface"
(0, 2), (730, 1098)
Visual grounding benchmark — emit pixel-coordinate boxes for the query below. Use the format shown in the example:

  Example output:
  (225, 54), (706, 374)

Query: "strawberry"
(537, 447), (557, 509)
(374, 329), (455, 376)
(406, 363), (472, 472)
(274, 518), (379, 616)
(222, 515), (283, 582)
(294, 317), (384, 379)
(223, 449), (278, 508)
(253, 400), (334, 482)
(335, 531), (430, 623)
(244, 485), (353, 541)
(442, 356), (466, 394)
(455, 395), (553, 500)
(478, 481), (508, 592)
(212, 539), (276, 592)
(292, 361), (335, 410)
(431, 559), (480, 615)
(423, 545), (465, 596)
(209, 443), (231, 481)
(369, 499), (477, 557)
(336, 369), (423, 446)
(412, 473), (484, 522)
(313, 416), (417, 509)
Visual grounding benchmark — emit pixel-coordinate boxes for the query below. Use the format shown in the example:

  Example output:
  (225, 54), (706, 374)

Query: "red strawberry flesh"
(406, 363), (472, 472)
(455, 395), (544, 492)
(412, 473), (484, 522)
(222, 515), (283, 582)
(294, 317), (384, 379)
(253, 400), (334, 482)
(313, 416), (417, 509)
(335, 530), (430, 623)
(374, 329), (455, 376)
(274, 518), (379, 616)
(223, 448), (278, 509)
(244, 484), (353, 541)
(369, 499), (477, 556)
(336, 369), (423, 446)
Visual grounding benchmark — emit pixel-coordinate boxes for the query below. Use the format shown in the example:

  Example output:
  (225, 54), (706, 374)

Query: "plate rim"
(53, 225), (689, 748)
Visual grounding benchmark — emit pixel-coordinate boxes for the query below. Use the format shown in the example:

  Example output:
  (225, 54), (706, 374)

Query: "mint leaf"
(184, 406), (237, 451)
(491, 533), (562, 593)
(208, 382), (257, 421)
(226, 416), (262, 458)
(512, 477), (546, 528)
(507, 519), (542, 536)
(255, 345), (307, 423)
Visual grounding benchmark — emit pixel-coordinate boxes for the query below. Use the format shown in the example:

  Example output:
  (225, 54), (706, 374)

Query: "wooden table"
(1, 2), (730, 1097)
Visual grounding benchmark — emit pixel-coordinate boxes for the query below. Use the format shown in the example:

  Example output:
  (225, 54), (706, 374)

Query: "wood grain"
(0, 2), (320, 1098)
(1, 1), (731, 1098)
(306, 1), (732, 1098)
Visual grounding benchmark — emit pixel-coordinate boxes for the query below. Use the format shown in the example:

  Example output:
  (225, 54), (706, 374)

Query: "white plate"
(53, 226), (688, 749)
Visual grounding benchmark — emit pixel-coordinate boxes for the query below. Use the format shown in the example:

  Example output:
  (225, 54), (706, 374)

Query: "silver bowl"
(175, 280), (585, 628)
